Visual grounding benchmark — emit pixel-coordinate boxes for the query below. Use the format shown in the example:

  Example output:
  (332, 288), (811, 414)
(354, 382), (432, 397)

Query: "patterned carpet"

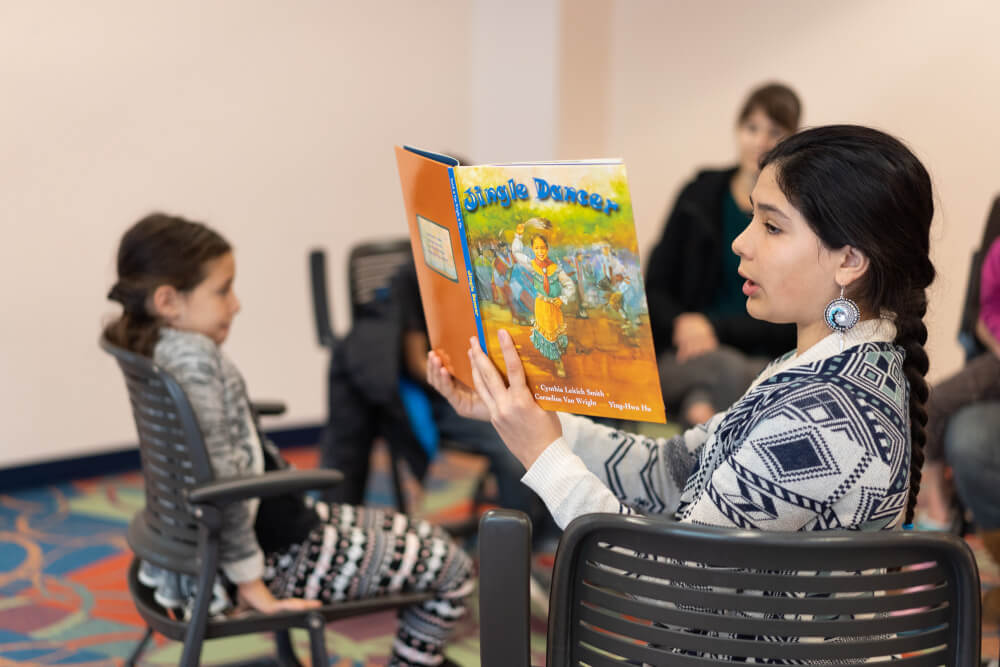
(0, 444), (547, 666)
(1, 441), (997, 665)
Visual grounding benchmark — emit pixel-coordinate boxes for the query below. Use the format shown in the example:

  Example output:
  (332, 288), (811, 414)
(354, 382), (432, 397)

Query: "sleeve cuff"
(521, 436), (591, 513)
(222, 550), (265, 583)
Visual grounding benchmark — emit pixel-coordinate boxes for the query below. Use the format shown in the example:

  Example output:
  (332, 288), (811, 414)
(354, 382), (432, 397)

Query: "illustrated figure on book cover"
(511, 221), (574, 376)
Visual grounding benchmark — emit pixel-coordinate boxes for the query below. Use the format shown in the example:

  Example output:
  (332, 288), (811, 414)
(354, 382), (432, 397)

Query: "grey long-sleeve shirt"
(155, 328), (265, 582)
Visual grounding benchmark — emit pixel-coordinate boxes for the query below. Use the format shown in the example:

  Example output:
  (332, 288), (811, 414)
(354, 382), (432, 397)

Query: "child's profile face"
(732, 164), (848, 334)
(171, 252), (241, 344)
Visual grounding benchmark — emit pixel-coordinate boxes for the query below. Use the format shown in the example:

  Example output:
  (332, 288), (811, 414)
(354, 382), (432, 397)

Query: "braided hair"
(104, 213), (231, 357)
(760, 125), (935, 525)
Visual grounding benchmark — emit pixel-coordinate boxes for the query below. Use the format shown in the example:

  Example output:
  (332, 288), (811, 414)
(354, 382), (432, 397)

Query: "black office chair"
(345, 239), (414, 323)
(309, 241), (491, 533)
(479, 509), (982, 667)
(101, 338), (432, 667)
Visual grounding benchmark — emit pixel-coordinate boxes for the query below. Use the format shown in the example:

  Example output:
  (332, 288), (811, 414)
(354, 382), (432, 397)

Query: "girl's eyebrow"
(748, 195), (790, 220)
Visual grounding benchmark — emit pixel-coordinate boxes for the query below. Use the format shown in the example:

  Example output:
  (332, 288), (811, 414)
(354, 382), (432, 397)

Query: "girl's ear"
(151, 284), (181, 323)
(836, 245), (870, 290)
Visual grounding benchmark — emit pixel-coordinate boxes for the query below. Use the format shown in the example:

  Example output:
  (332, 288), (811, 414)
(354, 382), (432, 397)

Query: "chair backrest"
(347, 239), (413, 321)
(101, 337), (215, 576)
(547, 514), (981, 666)
(958, 194), (1000, 360)
(308, 249), (337, 349)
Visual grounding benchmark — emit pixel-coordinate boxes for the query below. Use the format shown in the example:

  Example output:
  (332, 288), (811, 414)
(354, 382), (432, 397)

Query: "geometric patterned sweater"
(523, 319), (912, 533)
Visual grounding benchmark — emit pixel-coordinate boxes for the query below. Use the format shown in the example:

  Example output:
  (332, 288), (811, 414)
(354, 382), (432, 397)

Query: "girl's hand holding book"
(427, 349), (491, 422)
(427, 330), (563, 468)
(465, 329), (562, 469)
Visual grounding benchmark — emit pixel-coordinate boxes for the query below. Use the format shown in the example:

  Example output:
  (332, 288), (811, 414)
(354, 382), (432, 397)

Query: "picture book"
(394, 145), (666, 423)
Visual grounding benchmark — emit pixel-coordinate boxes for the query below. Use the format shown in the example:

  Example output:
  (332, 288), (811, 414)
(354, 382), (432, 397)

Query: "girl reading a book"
(105, 214), (472, 667)
(512, 222), (575, 378)
(427, 125), (934, 535)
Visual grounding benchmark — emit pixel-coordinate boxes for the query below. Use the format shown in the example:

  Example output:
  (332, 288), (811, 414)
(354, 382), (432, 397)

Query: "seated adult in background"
(646, 83), (800, 425)
(920, 235), (1000, 623)
(319, 259), (554, 543)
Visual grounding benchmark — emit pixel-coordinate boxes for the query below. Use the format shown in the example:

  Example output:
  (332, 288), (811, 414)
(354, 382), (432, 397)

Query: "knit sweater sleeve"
(521, 412), (712, 529)
(156, 333), (264, 582)
(678, 408), (901, 531)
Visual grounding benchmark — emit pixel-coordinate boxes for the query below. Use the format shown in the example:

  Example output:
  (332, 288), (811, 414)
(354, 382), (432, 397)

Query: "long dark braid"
(895, 290), (932, 523)
(762, 125), (935, 526)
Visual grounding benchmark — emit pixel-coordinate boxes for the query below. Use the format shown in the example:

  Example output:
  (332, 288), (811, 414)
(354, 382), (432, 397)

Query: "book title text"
(463, 177), (620, 215)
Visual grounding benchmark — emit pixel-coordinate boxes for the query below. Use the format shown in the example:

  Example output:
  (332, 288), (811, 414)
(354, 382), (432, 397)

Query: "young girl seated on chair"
(104, 214), (472, 667)
(428, 125), (935, 533)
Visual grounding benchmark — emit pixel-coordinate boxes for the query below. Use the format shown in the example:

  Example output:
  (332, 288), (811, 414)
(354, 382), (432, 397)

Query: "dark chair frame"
(479, 509), (982, 667)
(345, 239), (415, 324)
(102, 338), (432, 667)
(309, 242), (490, 533)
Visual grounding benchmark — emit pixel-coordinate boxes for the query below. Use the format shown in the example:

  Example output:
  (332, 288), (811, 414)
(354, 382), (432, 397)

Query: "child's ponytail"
(104, 280), (161, 356)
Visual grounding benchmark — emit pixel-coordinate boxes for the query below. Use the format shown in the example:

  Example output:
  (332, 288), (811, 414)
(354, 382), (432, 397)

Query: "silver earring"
(824, 286), (859, 351)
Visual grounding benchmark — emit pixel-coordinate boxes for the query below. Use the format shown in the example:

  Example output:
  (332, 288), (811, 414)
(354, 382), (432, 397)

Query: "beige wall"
(1, 1), (483, 466)
(2, 0), (997, 467)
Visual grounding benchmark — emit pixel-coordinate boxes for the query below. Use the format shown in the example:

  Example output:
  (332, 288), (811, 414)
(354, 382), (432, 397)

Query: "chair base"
(225, 629), (309, 667)
(125, 624), (303, 667)
(125, 626), (154, 667)
(127, 557), (431, 666)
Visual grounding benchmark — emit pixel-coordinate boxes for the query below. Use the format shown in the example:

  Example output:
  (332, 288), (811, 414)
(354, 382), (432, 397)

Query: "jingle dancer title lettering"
(462, 178), (620, 215)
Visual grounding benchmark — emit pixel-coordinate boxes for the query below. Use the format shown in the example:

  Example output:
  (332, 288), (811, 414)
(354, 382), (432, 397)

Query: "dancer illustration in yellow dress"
(513, 221), (574, 377)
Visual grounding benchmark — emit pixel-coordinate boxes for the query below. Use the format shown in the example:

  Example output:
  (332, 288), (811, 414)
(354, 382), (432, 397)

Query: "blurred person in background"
(645, 82), (801, 426)
(919, 235), (1000, 623)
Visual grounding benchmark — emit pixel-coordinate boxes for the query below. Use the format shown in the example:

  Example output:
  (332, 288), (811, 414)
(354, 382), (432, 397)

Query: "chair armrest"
(188, 469), (343, 508)
(479, 509), (533, 667)
(251, 400), (286, 417)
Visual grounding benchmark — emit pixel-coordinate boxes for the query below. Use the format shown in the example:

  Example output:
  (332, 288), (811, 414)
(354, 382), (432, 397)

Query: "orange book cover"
(395, 146), (665, 423)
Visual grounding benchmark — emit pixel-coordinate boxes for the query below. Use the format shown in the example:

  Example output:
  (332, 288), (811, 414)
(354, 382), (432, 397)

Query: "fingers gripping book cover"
(395, 146), (665, 423)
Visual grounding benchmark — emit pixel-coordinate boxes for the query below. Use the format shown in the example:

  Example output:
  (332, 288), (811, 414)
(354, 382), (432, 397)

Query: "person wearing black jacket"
(320, 260), (553, 539)
(645, 83), (800, 425)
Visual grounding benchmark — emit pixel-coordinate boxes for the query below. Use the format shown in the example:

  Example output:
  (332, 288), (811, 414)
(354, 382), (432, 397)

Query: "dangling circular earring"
(825, 285), (860, 352)
(824, 286), (860, 333)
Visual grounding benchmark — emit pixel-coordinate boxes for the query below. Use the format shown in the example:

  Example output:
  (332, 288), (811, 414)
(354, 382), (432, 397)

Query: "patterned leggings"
(263, 503), (474, 667)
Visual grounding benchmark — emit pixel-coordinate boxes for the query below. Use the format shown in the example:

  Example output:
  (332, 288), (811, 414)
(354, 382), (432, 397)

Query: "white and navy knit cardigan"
(523, 319), (911, 532)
